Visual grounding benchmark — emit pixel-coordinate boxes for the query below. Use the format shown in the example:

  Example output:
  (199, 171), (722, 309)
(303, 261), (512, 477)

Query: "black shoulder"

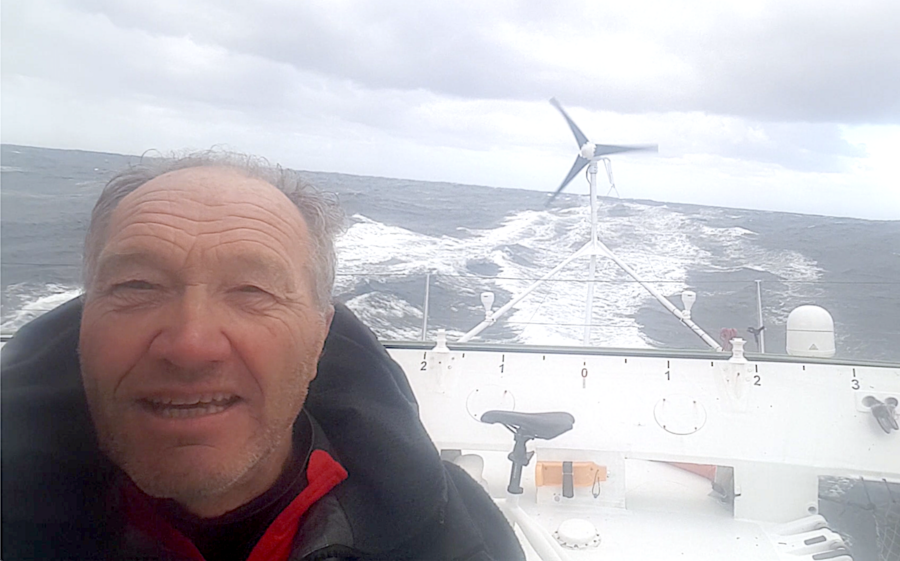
(1, 297), (120, 559)
(307, 302), (447, 551)
(376, 462), (525, 560)
(1, 296), (94, 457)
(318, 302), (419, 408)
(1, 295), (83, 378)
(443, 462), (526, 561)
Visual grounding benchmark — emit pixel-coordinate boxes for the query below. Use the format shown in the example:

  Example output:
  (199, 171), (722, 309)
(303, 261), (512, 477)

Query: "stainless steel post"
(584, 162), (599, 345)
(421, 273), (431, 341)
(755, 280), (765, 353)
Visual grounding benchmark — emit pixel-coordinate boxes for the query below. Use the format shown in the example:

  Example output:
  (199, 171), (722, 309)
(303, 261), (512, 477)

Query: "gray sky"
(3, 0), (899, 219)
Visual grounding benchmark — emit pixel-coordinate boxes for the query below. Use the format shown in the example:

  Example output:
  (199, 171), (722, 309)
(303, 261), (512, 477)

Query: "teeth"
(147, 394), (234, 406)
(156, 402), (231, 418)
(142, 394), (237, 418)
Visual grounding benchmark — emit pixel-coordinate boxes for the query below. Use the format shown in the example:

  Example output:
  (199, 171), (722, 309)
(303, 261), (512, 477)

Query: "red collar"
(121, 450), (348, 561)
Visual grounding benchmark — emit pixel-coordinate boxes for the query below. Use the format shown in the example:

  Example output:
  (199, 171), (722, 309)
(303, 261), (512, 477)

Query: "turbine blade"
(593, 144), (659, 158)
(550, 98), (589, 148)
(546, 156), (589, 206)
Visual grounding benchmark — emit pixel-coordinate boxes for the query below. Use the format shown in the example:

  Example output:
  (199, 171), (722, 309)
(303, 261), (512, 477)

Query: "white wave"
(337, 214), (471, 279)
(819, 476), (852, 500)
(2, 285), (82, 332)
(343, 291), (458, 341)
(336, 201), (822, 348)
(336, 204), (688, 346)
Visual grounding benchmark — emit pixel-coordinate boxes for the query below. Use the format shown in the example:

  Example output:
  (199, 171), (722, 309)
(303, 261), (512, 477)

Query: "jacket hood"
(2, 297), (449, 556)
(307, 301), (448, 553)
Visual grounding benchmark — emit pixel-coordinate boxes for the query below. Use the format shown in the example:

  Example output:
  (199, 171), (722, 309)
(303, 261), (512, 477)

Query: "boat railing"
(334, 271), (780, 349)
(4, 272), (899, 363)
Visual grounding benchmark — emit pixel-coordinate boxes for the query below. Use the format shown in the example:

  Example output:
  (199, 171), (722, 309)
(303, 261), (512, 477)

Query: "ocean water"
(3, 144), (899, 363)
(2, 144), (899, 559)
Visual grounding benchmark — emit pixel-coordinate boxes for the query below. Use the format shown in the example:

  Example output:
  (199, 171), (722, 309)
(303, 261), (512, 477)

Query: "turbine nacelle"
(580, 142), (596, 160)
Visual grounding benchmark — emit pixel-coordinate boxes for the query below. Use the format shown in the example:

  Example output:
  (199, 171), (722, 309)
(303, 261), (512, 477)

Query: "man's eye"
(113, 280), (156, 291)
(236, 285), (269, 295)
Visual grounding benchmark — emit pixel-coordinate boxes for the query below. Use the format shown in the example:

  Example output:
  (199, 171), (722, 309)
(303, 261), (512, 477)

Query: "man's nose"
(148, 287), (231, 370)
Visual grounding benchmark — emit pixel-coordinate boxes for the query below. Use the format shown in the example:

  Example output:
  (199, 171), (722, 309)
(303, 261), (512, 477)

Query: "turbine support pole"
(583, 162), (599, 345)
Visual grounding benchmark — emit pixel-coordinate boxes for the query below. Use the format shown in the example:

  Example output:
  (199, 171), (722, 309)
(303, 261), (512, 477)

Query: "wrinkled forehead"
(104, 166), (312, 265)
(115, 166), (304, 226)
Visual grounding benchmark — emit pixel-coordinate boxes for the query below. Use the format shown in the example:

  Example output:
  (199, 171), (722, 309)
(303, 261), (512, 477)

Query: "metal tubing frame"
(500, 494), (570, 561)
(756, 280), (766, 353)
(421, 272), (431, 341)
(460, 159), (723, 351)
(583, 163), (598, 345)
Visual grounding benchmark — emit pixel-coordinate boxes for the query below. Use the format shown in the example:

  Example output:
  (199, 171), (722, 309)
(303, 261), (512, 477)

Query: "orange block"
(535, 461), (606, 487)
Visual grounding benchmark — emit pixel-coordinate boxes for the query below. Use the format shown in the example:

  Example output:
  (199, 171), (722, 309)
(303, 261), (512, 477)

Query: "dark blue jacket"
(1, 298), (524, 560)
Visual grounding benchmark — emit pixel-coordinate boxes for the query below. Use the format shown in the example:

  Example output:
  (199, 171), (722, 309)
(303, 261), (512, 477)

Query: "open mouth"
(139, 394), (241, 418)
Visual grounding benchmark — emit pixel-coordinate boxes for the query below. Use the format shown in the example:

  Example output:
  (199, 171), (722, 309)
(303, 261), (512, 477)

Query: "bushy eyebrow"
(94, 252), (170, 284)
(93, 250), (297, 292)
(224, 253), (297, 292)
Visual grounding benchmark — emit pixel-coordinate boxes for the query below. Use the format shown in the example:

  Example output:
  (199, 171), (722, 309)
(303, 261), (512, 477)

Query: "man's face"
(79, 167), (333, 517)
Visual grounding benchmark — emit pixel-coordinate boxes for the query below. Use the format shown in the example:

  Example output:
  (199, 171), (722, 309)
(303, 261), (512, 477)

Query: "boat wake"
(334, 200), (821, 349)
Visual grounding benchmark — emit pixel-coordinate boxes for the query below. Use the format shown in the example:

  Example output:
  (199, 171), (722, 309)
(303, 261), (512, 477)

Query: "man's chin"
(119, 447), (262, 510)
(131, 468), (250, 517)
(133, 463), (237, 499)
(96, 414), (293, 515)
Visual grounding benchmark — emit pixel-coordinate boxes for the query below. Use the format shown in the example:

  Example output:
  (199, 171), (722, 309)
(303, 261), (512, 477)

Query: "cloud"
(2, 0), (898, 218)
(51, 0), (900, 124)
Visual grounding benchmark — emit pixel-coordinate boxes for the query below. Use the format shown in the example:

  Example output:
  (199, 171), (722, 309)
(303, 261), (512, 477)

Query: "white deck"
(387, 342), (900, 560)
(483, 451), (782, 560)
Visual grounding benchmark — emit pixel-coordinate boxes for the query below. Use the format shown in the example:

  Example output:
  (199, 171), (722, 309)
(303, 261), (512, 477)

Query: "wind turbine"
(460, 99), (722, 351)
(547, 97), (657, 205)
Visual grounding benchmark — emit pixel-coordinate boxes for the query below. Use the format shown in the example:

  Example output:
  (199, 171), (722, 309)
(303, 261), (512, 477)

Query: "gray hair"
(83, 151), (344, 310)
